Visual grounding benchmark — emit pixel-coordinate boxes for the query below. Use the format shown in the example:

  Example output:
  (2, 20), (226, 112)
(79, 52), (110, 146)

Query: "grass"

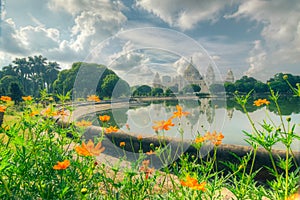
(0, 80), (300, 200)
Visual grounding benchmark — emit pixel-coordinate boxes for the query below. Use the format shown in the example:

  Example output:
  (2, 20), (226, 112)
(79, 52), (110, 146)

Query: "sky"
(0, 0), (300, 86)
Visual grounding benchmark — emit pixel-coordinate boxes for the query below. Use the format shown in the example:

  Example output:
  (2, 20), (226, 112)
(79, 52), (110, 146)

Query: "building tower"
(206, 64), (215, 86)
(225, 69), (234, 83)
(153, 72), (162, 88)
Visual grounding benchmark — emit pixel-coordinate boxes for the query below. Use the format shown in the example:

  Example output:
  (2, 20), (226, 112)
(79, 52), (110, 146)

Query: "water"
(81, 97), (300, 151)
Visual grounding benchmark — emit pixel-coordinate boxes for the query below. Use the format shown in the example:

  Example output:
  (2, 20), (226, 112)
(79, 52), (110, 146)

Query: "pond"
(80, 96), (300, 151)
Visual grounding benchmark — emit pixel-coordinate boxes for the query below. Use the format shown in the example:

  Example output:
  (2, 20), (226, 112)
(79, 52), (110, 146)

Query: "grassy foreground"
(0, 80), (300, 199)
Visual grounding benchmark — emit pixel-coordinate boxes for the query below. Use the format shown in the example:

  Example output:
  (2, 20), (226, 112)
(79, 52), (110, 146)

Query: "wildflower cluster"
(180, 175), (206, 191)
(195, 131), (224, 146)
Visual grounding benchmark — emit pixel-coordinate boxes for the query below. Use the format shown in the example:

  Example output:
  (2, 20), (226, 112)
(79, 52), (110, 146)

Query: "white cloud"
(227, 0), (300, 79)
(135, 0), (231, 30)
(48, 0), (127, 57)
(0, 18), (27, 54)
(15, 26), (60, 51)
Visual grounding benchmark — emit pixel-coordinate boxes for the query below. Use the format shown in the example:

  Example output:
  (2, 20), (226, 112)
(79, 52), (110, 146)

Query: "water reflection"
(80, 97), (300, 150)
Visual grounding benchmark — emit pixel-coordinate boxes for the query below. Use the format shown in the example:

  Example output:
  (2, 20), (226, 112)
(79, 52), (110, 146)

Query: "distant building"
(152, 58), (209, 93)
(182, 58), (209, 93)
(225, 69), (234, 83)
(205, 64), (215, 86)
(152, 72), (162, 88)
(162, 75), (172, 87)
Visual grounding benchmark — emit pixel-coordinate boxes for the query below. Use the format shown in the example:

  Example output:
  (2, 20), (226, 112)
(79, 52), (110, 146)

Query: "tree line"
(0, 55), (130, 102)
(210, 73), (300, 95)
(1, 55), (299, 102)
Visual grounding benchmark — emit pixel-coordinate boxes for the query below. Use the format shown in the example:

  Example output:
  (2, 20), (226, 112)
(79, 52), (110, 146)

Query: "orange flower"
(105, 126), (119, 134)
(137, 135), (143, 141)
(253, 98), (270, 107)
(57, 110), (69, 116)
(99, 115), (110, 122)
(139, 160), (155, 179)
(145, 150), (156, 155)
(120, 141), (125, 147)
(75, 140), (105, 156)
(22, 96), (32, 101)
(204, 131), (224, 146)
(180, 175), (206, 191)
(287, 192), (300, 200)
(0, 96), (12, 101)
(41, 107), (57, 116)
(87, 95), (101, 102)
(76, 120), (92, 127)
(0, 105), (7, 112)
(195, 136), (205, 144)
(53, 160), (70, 170)
(152, 118), (175, 132)
(172, 105), (190, 119)
(29, 110), (39, 116)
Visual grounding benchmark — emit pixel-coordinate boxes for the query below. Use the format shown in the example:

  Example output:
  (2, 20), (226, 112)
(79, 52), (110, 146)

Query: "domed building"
(183, 58), (209, 93)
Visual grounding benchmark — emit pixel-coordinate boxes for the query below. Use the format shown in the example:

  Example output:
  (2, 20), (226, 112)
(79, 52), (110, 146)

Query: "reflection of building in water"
(227, 108), (234, 120)
(206, 105), (215, 125)
(225, 69), (234, 83)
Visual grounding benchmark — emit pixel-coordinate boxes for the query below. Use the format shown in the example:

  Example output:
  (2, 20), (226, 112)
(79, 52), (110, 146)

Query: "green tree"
(9, 82), (24, 103)
(101, 74), (119, 98)
(133, 85), (152, 96)
(165, 87), (176, 97)
(151, 87), (164, 96)
(224, 82), (236, 93)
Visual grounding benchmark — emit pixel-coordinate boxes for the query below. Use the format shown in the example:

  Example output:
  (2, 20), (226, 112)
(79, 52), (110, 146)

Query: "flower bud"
(81, 188), (88, 194)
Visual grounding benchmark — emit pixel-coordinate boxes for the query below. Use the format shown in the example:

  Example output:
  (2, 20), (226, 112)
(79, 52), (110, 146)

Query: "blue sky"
(0, 0), (299, 85)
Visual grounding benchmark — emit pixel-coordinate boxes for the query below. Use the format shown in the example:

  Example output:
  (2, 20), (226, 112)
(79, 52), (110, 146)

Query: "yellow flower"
(75, 140), (105, 156)
(253, 99), (270, 107)
(22, 96), (33, 101)
(105, 126), (119, 134)
(81, 188), (88, 194)
(87, 95), (101, 102)
(53, 160), (70, 170)
(76, 120), (92, 127)
(0, 96), (12, 102)
(180, 175), (206, 191)
(152, 118), (175, 132)
(120, 141), (125, 147)
(172, 105), (190, 119)
(0, 105), (7, 113)
(99, 115), (110, 122)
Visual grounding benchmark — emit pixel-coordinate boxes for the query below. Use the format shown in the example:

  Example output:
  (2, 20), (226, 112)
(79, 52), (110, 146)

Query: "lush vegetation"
(211, 73), (300, 95)
(1, 55), (299, 101)
(0, 76), (299, 199)
(0, 56), (130, 100)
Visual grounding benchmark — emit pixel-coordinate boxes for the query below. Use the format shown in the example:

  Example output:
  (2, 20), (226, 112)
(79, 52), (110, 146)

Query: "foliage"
(0, 55), (60, 97)
(151, 87), (164, 97)
(132, 85), (152, 96)
(0, 83), (299, 199)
